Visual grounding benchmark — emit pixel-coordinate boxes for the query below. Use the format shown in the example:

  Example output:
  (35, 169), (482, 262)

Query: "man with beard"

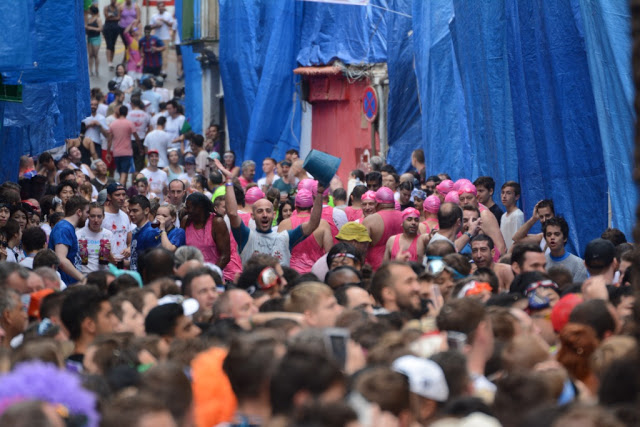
(216, 159), (323, 267)
(48, 196), (90, 284)
(384, 208), (429, 263)
(470, 235), (514, 293)
(370, 261), (422, 317)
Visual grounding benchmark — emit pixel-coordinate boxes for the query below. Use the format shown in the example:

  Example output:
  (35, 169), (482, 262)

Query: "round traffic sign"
(363, 86), (378, 122)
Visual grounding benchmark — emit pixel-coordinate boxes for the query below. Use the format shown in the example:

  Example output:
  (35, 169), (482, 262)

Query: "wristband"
(225, 182), (233, 187)
(464, 232), (473, 239)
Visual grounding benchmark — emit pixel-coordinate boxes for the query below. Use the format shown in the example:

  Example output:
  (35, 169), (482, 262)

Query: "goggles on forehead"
(427, 259), (466, 280)
(457, 281), (493, 298)
(328, 252), (358, 264)
(524, 279), (558, 297)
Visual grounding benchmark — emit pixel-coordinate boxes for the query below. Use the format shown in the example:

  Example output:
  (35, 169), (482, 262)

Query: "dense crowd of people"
(0, 3), (639, 425)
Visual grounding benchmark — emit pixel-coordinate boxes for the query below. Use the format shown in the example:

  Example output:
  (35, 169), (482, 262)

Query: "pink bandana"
(375, 187), (395, 204)
(245, 187), (265, 204)
(423, 195), (441, 214)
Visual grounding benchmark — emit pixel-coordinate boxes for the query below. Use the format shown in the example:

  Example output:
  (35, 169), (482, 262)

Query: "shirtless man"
(457, 182), (507, 257)
(384, 208), (429, 263)
(278, 189), (333, 274)
(363, 187), (404, 270)
(511, 199), (555, 251)
(470, 235), (514, 293)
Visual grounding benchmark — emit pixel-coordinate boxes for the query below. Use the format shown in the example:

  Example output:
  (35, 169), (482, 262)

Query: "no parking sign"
(363, 86), (378, 122)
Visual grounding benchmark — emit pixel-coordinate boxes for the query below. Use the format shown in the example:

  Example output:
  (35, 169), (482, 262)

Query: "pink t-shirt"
(109, 118), (136, 157)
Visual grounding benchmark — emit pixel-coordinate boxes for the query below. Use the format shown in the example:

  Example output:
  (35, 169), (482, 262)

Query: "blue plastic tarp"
(385, 0), (421, 173)
(0, 0), (36, 71)
(297, 0), (387, 66)
(0, 0), (90, 182)
(411, 0), (609, 253)
(219, 0), (303, 175)
(576, 0), (636, 244)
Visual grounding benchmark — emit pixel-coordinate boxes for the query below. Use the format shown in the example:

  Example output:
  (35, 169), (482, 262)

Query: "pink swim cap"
(445, 191), (459, 204)
(245, 187), (265, 204)
(436, 179), (454, 195)
(453, 178), (473, 192)
(295, 189), (314, 208)
(423, 195), (441, 214)
(298, 178), (318, 196)
(362, 191), (377, 201)
(457, 182), (477, 196)
(402, 207), (420, 220)
(375, 187), (395, 204)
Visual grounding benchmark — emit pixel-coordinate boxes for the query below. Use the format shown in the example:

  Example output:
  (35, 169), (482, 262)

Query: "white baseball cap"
(392, 355), (449, 402)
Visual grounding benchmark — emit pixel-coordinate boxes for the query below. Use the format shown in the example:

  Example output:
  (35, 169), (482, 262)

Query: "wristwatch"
(464, 232), (473, 239)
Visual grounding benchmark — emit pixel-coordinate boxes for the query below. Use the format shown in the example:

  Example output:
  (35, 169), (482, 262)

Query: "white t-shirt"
(144, 129), (172, 168)
(76, 226), (114, 273)
(500, 208), (524, 250)
(177, 172), (194, 187)
(142, 90), (163, 115)
(127, 109), (151, 140)
(113, 75), (135, 101)
(150, 111), (168, 129)
(151, 11), (174, 40)
(97, 103), (108, 117)
(102, 210), (131, 259)
(165, 114), (186, 150)
(83, 114), (108, 147)
(257, 174), (279, 192)
(141, 168), (169, 195)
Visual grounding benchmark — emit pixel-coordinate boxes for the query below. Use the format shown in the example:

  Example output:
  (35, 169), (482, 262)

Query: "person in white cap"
(392, 355), (449, 425)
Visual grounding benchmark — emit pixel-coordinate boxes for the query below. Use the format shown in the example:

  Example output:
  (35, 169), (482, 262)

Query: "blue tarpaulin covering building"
(0, 0), (90, 183)
(217, 0), (635, 254)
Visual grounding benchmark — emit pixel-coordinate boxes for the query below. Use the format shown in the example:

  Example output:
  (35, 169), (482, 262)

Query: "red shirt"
(109, 118), (136, 157)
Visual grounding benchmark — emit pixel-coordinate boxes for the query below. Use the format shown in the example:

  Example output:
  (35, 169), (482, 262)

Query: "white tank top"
(241, 230), (291, 266)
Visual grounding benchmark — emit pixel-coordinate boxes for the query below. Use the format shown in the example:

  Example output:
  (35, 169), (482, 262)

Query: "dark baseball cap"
(584, 238), (615, 269)
(106, 183), (126, 194)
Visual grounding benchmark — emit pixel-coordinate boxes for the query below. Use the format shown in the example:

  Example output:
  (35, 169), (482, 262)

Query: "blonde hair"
(284, 282), (333, 314)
